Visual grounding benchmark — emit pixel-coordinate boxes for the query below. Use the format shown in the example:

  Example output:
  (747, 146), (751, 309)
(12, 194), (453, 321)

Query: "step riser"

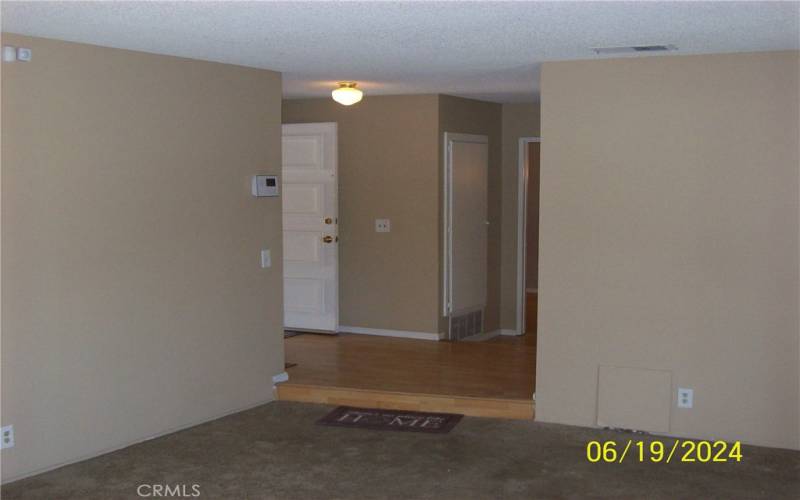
(276, 384), (534, 420)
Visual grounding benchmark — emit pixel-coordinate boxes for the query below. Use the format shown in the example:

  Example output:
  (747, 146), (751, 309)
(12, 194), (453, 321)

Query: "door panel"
(282, 123), (338, 331)
(284, 278), (326, 314)
(284, 232), (322, 263)
(445, 134), (489, 315)
(283, 135), (324, 169)
(283, 184), (325, 216)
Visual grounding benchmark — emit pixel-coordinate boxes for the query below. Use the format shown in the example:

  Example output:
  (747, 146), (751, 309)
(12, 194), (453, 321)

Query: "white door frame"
(515, 137), (542, 335)
(443, 132), (489, 316)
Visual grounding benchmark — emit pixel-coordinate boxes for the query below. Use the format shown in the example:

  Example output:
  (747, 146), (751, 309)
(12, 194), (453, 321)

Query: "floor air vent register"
(448, 308), (484, 341)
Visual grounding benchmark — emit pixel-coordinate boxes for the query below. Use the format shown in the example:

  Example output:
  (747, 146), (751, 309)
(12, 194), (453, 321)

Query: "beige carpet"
(3, 401), (799, 499)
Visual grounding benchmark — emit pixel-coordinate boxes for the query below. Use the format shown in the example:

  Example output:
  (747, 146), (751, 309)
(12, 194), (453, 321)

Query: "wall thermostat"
(252, 175), (279, 197)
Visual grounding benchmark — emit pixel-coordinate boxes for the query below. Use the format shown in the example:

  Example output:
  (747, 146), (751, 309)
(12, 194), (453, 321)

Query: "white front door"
(282, 123), (338, 332)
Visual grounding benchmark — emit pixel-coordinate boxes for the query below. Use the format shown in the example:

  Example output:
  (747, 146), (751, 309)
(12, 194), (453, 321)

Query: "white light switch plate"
(375, 219), (391, 233)
(260, 249), (271, 268)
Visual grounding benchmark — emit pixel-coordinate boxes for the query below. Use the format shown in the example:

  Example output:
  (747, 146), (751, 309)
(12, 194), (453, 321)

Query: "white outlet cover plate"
(1, 425), (14, 449)
(677, 388), (694, 408)
(375, 219), (390, 232)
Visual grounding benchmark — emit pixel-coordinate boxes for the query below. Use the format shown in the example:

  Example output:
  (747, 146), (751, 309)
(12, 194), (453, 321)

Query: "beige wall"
(499, 103), (540, 330)
(283, 96), (441, 333)
(537, 51), (800, 449)
(1, 34), (285, 481)
(438, 95), (503, 332)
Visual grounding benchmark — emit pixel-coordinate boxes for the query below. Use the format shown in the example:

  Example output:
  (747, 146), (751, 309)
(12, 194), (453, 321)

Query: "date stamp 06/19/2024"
(586, 439), (743, 464)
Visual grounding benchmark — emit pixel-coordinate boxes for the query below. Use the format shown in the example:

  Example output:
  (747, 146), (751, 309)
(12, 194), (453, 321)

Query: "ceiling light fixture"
(331, 82), (363, 106)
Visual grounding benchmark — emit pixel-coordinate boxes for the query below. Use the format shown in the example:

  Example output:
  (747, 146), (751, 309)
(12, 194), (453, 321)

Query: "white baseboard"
(461, 330), (502, 342)
(272, 371), (289, 385)
(457, 329), (523, 341)
(338, 325), (441, 341)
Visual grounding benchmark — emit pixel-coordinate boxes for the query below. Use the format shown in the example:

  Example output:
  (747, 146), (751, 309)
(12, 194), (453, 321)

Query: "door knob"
(323, 236), (334, 243)
(324, 217), (333, 224)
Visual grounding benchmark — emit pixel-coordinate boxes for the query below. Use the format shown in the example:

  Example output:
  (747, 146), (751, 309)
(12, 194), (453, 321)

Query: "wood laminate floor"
(279, 295), (538, 418)
(283, 333), (535, 400)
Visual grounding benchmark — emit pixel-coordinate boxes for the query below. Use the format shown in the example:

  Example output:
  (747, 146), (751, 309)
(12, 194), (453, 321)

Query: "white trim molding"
(462, 329), (519, 341)
(460, 330), (501, 342)
(516, 137), (542, 336)
(457, 329), (520, 342)
(338, 325), (441, 341)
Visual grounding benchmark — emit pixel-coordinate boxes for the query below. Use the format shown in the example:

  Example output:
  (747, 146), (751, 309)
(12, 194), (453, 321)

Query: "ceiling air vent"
(592, 45), (677, 55)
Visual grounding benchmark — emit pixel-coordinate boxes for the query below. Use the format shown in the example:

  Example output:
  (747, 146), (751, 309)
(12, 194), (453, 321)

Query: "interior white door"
(444, 133), (489, 315)
(282, 123), (338, 331)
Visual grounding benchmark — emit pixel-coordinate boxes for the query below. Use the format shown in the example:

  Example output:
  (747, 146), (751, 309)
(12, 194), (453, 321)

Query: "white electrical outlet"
(1, 425), (14, 449)
(260, 249), (271, 268)
(375, 219), (391, 233)
(677, 388), (693, 409)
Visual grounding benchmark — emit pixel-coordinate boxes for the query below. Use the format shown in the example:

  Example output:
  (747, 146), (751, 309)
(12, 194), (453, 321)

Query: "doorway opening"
(443, 132), (489, 340)
(277, 127), (535, 419)
(515, 137), (541, 388)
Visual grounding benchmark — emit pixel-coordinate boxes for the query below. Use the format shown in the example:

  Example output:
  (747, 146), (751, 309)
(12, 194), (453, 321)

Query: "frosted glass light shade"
(332, 82), (363, 105)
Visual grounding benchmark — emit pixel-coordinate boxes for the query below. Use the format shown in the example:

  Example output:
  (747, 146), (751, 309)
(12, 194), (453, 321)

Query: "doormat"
(317, 406), (463, 434)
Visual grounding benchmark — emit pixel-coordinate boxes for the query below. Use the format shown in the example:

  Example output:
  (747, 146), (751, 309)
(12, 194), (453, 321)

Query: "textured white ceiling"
(2, 1), (799, 103)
